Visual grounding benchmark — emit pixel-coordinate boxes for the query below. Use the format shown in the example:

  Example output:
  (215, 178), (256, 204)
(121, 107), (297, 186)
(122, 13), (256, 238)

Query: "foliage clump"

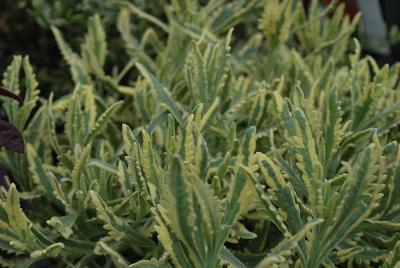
(1, 0), (400, 267)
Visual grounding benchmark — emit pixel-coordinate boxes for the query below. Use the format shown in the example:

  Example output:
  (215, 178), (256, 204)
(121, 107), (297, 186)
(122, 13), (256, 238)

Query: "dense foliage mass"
(1, 0), (400, 267)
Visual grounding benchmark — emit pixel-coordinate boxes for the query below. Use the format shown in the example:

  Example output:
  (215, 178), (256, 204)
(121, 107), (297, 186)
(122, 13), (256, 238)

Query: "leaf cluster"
(1, 0), (400, 267)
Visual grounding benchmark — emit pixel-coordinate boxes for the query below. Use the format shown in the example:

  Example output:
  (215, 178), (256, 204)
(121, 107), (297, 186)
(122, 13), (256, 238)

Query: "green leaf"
(83, 100), (123, 146)
(84, 14), (107, 68)
(136, 63), (184, 126)
(160, 156), (197, 258)
(199, 97), (220, 131)
(26, 144), (61, 205)
(65, 91), (85, 146)
(52, 27), (91, 85)
(256, 219), (323, 268)
(1, 55), (22, 124)
(140, 129), (163, 190)
(129, 261), (160, 268)
(87, 159), (118, 174)
(222, 168), (247, 227)
(220, 246), (247, 268)
(118, 1), (169, 33)
(96, 240), (129, 268)
(5, 184), (32, 242)
(16, 56), (40, 130)
(324, 87), (346, 171)
(30, 242), (65, 258)
(382, 241), (400, 268)
(90, 191), (154, 247)
(71, 144), (92, 192)
(47, 213), (78, 239)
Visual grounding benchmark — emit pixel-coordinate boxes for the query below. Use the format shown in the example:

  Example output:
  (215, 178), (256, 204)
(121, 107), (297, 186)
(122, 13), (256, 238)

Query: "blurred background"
(1, 0), (399, 95)
(321, 0), (400, 65)
(0, 0), (125, 95)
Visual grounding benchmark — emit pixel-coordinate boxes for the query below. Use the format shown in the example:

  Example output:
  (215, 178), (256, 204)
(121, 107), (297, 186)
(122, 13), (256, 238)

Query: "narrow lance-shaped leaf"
(1, 56), (22, 125)
(90, 191), (154, 247)
(140, 129), (164, 190)
(82, 100), (123, 146)
(136, 63), (184, 126)
(52, 27), (91, 85)
(382, 241), (400, 268)
(26, 144), (60, 204)
(324, 87), (346, 173)
(160, 156), (200, 264)
(220, 246), (247, 268)
(16, 57), (40, 130)
(84, 14), (107, 68)
(71, 144), (92, 192)
(256, 219), (323, 268)
(5, 184), (30, 240)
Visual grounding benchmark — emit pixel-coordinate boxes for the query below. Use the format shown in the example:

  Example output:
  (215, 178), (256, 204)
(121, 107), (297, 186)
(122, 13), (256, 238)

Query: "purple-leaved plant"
(0, 86), (24, 183)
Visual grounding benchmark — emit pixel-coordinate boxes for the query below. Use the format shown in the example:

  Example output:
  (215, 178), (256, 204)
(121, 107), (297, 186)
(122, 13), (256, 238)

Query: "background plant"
(0, 0), (400, 267)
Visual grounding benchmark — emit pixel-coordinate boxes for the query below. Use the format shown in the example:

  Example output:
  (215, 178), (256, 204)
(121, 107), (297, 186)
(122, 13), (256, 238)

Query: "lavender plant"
(0, 0), (400, 267)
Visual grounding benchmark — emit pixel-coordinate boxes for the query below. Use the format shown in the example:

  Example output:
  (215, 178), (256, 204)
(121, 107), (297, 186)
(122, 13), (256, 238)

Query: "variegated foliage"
(0, 0), (400, 267)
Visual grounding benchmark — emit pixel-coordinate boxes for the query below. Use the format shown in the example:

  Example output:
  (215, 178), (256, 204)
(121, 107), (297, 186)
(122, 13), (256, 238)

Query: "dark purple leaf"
(0, 167), (6, 177)
(0, 86), (22, 103)
(0, 119), (24, 153)
(0, 166), (9, 187)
